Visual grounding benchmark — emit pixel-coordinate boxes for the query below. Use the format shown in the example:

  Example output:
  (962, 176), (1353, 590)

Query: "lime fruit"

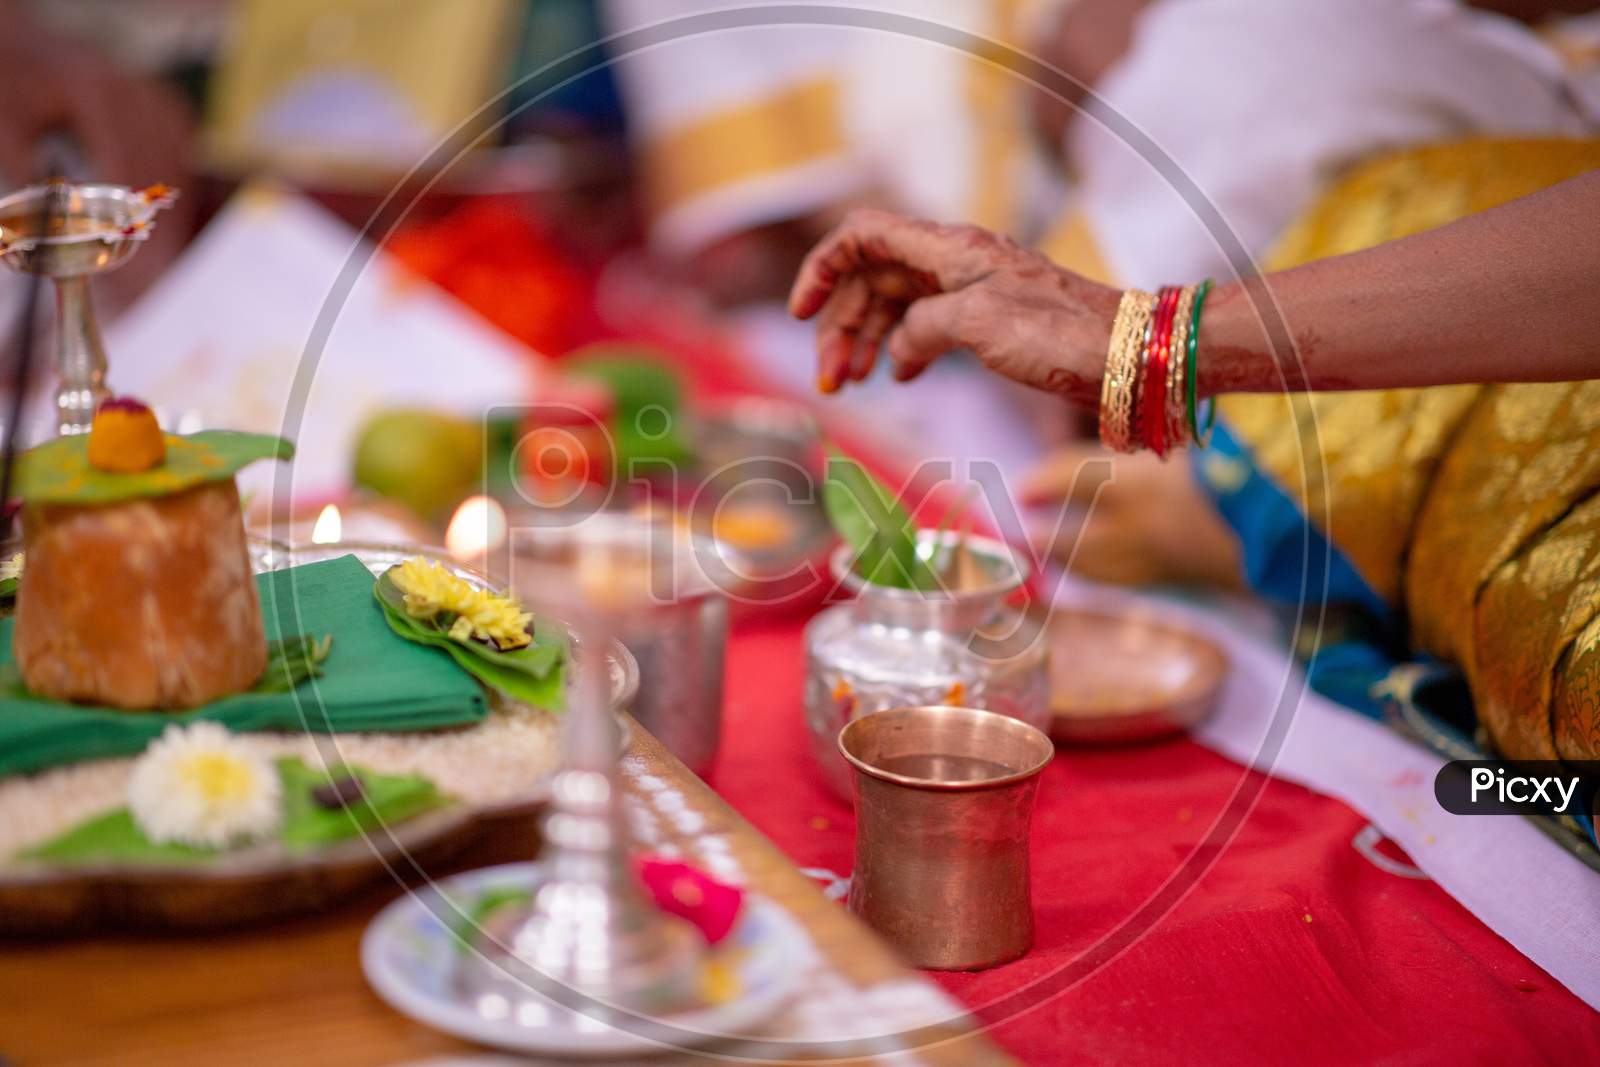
(352, 410), (482, 521)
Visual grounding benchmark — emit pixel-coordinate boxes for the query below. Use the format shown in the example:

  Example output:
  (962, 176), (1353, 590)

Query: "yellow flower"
(0, 552), (21, 583)
(390, 557), (532, 650)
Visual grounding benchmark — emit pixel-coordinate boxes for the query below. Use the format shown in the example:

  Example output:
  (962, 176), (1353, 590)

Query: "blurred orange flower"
(386, 198), (593, 357)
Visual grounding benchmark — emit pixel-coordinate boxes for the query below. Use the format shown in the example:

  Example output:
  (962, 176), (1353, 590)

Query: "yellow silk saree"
(1207, 137), (1600, 773)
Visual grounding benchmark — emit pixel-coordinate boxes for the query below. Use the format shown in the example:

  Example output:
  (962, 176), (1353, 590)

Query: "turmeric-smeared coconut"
(11, 400), (293, 709)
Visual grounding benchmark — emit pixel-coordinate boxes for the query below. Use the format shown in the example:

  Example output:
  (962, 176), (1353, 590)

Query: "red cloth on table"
(714, 618), (1600, 1066)
(410, 250), (1597, 1063)
(618, 316), (1600, 1065)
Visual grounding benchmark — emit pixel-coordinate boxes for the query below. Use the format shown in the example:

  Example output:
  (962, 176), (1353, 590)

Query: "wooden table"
(0, 726), (1018, 1066)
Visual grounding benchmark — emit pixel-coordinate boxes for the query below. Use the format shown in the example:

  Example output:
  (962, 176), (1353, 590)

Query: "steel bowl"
(506, 515), (729, 779)
(691, 398), (836, 617)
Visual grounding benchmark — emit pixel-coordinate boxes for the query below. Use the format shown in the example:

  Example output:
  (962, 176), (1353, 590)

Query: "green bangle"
(1186, 278), (1214, 446)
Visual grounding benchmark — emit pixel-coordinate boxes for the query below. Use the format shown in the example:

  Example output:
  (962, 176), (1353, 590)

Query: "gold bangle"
(1166, 284), (1196, 448)
(1099, 289), (1155, 452)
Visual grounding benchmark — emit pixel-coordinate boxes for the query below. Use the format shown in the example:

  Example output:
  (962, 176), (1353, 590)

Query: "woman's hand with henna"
(787, 209), (1120, 404)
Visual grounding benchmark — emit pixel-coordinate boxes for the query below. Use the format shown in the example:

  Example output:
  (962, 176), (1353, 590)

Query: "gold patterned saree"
(1213, 137), (1600, 765)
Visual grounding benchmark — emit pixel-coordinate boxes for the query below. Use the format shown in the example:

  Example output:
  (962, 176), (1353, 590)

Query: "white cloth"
(1070, 0), (1600, 287)
(105, 187), (538, 505)
(1075, 580), (1600, 1012)
(601, 0), (1041, 254)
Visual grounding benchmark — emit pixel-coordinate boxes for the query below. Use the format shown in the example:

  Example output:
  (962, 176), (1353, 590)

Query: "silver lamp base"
(459, 548), (713, 1044)
(455, 887), (707, 1036)
(451, 757), (709, 1040)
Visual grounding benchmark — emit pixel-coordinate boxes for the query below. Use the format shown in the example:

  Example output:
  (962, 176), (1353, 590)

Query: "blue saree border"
(1194, 419), (1597, 847)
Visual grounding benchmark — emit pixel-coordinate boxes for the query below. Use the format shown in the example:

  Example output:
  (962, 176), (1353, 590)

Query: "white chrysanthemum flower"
(0, 552), (23, 582)
(128, 722), (282, 848)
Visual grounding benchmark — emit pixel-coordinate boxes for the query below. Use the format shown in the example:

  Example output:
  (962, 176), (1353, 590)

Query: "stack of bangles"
(1098, 279), (1214, 455)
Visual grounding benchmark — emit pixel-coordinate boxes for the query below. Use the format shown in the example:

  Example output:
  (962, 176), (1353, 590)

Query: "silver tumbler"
(804, 531), (1049, 797)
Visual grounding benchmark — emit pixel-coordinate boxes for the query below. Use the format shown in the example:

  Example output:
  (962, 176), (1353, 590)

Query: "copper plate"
(1045, 607), (1228, 744)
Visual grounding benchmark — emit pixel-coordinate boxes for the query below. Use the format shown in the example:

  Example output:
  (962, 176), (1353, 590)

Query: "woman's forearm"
(1197, 169), (1600, 395)
(788, 173), (1600, 411)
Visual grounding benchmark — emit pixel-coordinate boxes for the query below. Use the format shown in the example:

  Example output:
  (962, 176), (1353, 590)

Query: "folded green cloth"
(0, 554), (486, 777)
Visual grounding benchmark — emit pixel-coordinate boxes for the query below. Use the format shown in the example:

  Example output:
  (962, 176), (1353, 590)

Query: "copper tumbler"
(838, 705), (1054, 970)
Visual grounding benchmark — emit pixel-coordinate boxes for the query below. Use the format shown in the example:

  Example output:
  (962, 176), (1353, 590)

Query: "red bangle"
(1142, 286), (1179, 455)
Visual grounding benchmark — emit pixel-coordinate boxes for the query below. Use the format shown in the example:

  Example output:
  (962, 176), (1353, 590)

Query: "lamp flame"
(446, 495), (507, 559)
(311, 503), (342, 544)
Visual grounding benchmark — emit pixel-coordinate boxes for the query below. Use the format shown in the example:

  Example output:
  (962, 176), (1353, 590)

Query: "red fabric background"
(713, 617), (1600, 1066)
(618, 314), (1600, 1065)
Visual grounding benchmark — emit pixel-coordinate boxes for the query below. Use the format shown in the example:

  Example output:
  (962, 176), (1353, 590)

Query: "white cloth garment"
(1070, 0), (1600, 287)
(600, 0), (1043, 255)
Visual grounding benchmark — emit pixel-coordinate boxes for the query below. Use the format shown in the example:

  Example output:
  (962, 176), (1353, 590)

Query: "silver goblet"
(0, 181), (177, 435)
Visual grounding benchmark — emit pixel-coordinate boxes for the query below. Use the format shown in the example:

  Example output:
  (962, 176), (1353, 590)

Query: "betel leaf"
(15, 431), (294, 505)
(373, 571), (564, 678)
(17, 808), (215, 865)
(253, 633), (333, 693)
(373, 584), (566, 710)
(14, 757), (450, 864)
(449, 885), (534, 950)
(822, 447), (938, 590)
(275, 756), (448, 851)
(378, 603), (565, 710)
(435, 634), (565, 710)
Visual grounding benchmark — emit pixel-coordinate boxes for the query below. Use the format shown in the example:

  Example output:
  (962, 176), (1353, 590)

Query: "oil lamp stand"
(0, 182), (176, 435)
(454, 566), (707, 1036)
